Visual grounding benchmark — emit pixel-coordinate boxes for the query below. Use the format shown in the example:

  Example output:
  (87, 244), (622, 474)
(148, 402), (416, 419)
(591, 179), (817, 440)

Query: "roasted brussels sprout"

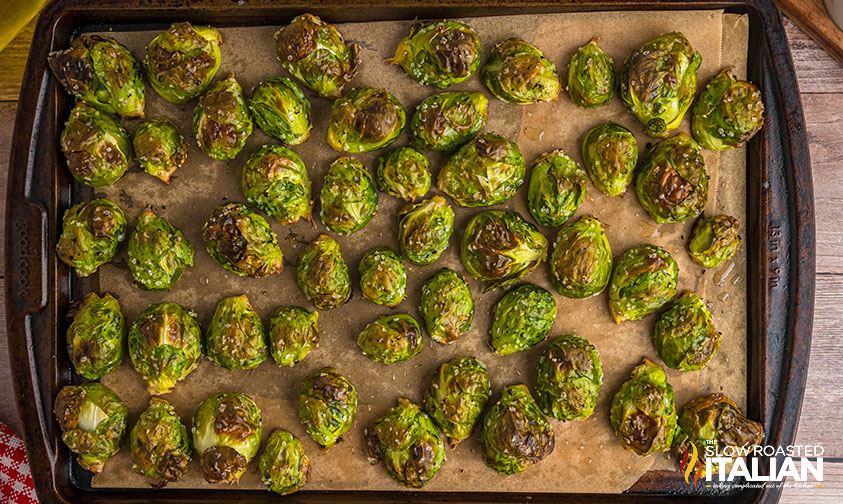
(128, 302), (203, 395)
(192, 392), (262, 484)
(56, 198), (127, 277)
(549, 216), (612, 299)
(480, 384), (554, 474)
(482, 38), (561, 104)
(692, 67), (764, 151)
(298, 367), (358, 449)
(269, 306), (319, 367)
(359, 248), (407, 308)
(202, 202), (284, 278)
(581, 122), (638, 197)
(206, 295), (268, 370)
(410, 92), (488, 152)
(48, 35), (145, 117)
(567, 38), (614, 108)
(259, 429), (311, 495)
(128, 207), (194, 291)
(424, 357), (490, 446)
(274, 13), (359, 99)
(438, 133), (525, 207)
(610, 358), (677, 456)
(489, 284), (557, 356)
(60, 102), (131, 187)
(144, 22), (221, 103)
(535, 335), (603, 421)
(248, 77), (312, 145)
(461, 210), (549, 290)
(296, 234), (351, 310)
(619, 32), (701, 138)
(376, 147), (431, 201)
(390, 20), (482, 88)
(54, 382), (128, 474)
(241, 144), (312, 225)
(66, 292), (125, 380)
(608, 244), (678, 323)
(365, 398), (445, 488)
(687, 214), (741, 268)
(636, 134), (709, 223)
(133, 118), (187, 183)
(358, 314), (423, 365)
(193, 74), (253, 160)
(397, 195), (454, 266)
(130, 397), (191, 487)
(327, 87), (406, 153)
(319, 156), (379, 235)
(419, 268), (474, 344)
(527, 149), (588, 227)
(653, 292), (721, 371)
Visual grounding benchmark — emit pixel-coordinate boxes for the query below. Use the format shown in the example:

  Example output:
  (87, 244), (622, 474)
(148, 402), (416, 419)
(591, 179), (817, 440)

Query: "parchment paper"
(89, 9), (749, 493)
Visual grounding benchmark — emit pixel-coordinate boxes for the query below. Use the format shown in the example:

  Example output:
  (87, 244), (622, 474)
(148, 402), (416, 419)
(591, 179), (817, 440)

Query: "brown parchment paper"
(89, 9), (749, 493)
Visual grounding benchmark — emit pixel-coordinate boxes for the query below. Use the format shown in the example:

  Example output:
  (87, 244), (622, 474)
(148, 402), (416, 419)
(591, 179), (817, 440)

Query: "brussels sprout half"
(482, 38), (561, 104)
(192, 392), (262, 484)
(490, 284), (557, 356)
(193, 74), (253, 161)
(259, 429), (311, 495)
(608, 244), (678, 323)
(299, 367), (358, 449)
(249, 77), (312, 145)
(549, 216), (612, 299)
(438, 133), (525, 207)
(327, 87), (406, 153)
(397, 195), (454, 266)
(376, 146), (431, 202)
(133, 118), (187, 183)
(242, 144), (312, 225)
(319, 156), (379, 235)
(424, 357), (490, 446)
(527, 149), (588, 227)
(581, 122), (638, 197)
(269, 305), (319, 366)
(130, 397), (191, 487)
(60, 102), (132, 187)
(66, 292), (125, 381)
(144, 22), (222, 103)
(419, 268), (474, 344)
(567, 38), (615, 108)
(128, 207), (194, 291)
(358, 314), (423, 365)
(56, 198), (127, 277)
(296, 234), (351, 310)
(202, 202), (284, 278)
(535, 335), (603, 421)
(410, 92), (488, 152)
(692, 67), (764, 151)
(206, 295), (268, 371)
(390, 20), (482, 88)
(653, 292), (721, 371)
(359, 248), (407, 308)
(688, 214), (742, 268)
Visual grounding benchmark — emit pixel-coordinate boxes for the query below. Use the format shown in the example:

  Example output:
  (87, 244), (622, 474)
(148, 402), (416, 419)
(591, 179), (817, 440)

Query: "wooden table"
(0, 14), (840, 503)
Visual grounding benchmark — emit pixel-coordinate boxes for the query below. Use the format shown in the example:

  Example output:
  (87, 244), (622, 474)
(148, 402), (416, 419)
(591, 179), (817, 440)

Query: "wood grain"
(0, 18), (36, 101)
(774, 0), (843, 67)
(784, 17), (843, 93)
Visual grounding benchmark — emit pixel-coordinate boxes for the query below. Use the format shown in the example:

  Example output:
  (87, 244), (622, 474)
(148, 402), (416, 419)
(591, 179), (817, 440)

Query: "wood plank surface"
(774, 0), (843, 67)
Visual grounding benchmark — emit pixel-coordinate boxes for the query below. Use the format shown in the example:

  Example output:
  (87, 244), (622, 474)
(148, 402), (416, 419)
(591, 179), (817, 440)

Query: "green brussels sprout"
(206, 294), (268, 370)
(359, 248), (407, 308)
(419, 268), (474, 344)
(60, 102), (131, 187)
(482, 38), (561, 104)
(133, 118), (187, 184)
(48, 35), (145, 117)
(608, 244), (678, 323)
(144, 22), (222, 104)
(193, 74), (253, 161)
(581, 122), (638, 197)
(248, 77), (312, 145)
(461, 210), (549, 291)
(692, 67), (764, 151)
(527, 149), (588, 227)
(376, 147), (431, 201)
(687, 214), (742, 268)
(128, 207), (194, 291)
(410, 92), (488, 152)
(269, 306), (319, 367)
(202, 202), (284, 278)
(241, 144), (312, 225)
(480, 384), (554, 474)
(129, 397), (191, 487)
(619, 32), (702, 138)
(535, 335), (603, 421)
(438, 133), (525, 207)
(636, 134), (709, 223)
(53, 382), (128, 474)
(653, 292), (721, 372)
(424, 357), (490, 446)
(327, 87), (406, 153)
(259, 429), (311, 495)
(365, 398), (445, 488)
(489, 284), (557, 356)
(567, 38), (615, 108)
(298, 367), (358, 449)
(296, 234), (351, 310)
(358, 314), (423, 365)
(274, 13), (360, 99)
(319, 156), (379, 235)
(390, 21), (482, 88)
(609, 358), (677, 456)
(192, 392), (262, 484)
(397, 195), (454, 266)
(66, 292), (125, 381)
(56, 198), (127, 277)
(128, 302), (203, 395)
(549, 216), (612, 299)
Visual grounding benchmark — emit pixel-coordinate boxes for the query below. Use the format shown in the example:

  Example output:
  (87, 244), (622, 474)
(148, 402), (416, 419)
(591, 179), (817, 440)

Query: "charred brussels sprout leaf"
(296, 234), (351, 310)
(567, 38), (615, 108)
(482, 38), (561, 104)
(269, 306), (319, 366)
(203, 202), (284, 278)
(128, 302), (203, 395)
(535, 335), (603, 421)
(248, 77), (312, 145)
(397, 195), (454, 266)
(60, 103), (131, 187)
(438, 133), (525, 207)
(390, 21), (482, 88)
(608, 244), (678, 323)
(319, 156), (379, 235)
(259, 429), (311, 495)
(376, 147), (431, 201)
(653, 292), (721, 371)
(192, 392), (262, 484)
(133, 118), (187, 183)
(299, 367), (358, 448)
(424, 357), (490, 446)
(410, 92), (488, 152)
(419, 269), (474, 344)
(66, 292), (125, 380)
(242, 144), (312, 225)
(549, 216), (612, 299)
(327, 87), (406, 153)
(56, 198), (127, 277)
(365, 398), (445, 488)
(610, 358), (677, 456)
(688, 214), (741, 268)
(54, 382), (128, 474)
(359, 248), (407, 308)
(130, 397), (191, 487)
(527, 149), (588, 227)
(193, 74), (253, 160)
(692, 68), (764, 151)
(358, 314), (423, 365)
(490, 284), (556, 356)
(206, 295), (268, 370)
(144, 22), (222, 104)
(480, 384), (554, 474)
(581, 122), (638, 197)
(636, 134), (709, 223)
(128, 207), (194, 291)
